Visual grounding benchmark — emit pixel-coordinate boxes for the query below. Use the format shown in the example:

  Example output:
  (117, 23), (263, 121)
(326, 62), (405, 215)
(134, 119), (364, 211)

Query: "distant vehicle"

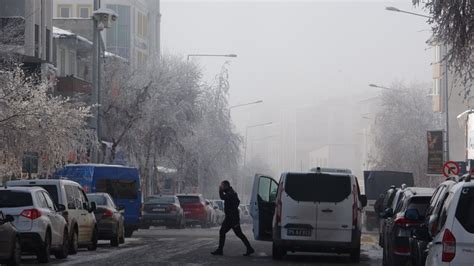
(251, 170), (367, 262)
(176, 194), (212, 228)
(381, 187), (434, 266)
(421, 177), (474, 266)
(54, 164), (142, 237)
(0, 187), (69, 263)
(142, 195), (185, 229)
(0, 211), (21, 266)
(210, 200), (225, 225)
(409, 179), (457, 266)
(377, 186), (401, 247)
(7, 179), (98, 254)
(363, 171), (414, 230)
(239, 204), (252, 224)
(87, 193), (125, 247)
(205, 199), (218, 226)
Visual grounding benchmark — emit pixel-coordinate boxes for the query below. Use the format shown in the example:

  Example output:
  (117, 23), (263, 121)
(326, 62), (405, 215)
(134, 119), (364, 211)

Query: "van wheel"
(37, 231), (51, 263)
(350, 244), (361, 263)
(111, 225), (120, 247)
(6, 236), (21, 266)
(69, 227), (78, 255)
(87, 228), (98, 251)
(272, 243), (286, 260)
(55, 229), (69, 259)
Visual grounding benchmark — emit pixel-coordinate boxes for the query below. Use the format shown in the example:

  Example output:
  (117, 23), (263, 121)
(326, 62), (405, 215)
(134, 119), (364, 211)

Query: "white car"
(250, 168), (367, 262)
(0, 186), (69, 263)
(425, 177), (474, 266)
(7, 179), (98, 254)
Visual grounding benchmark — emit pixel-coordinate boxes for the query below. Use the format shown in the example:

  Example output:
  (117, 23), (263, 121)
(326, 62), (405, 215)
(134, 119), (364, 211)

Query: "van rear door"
(315, 174), (353, 243)
(452, 185), (474, 264)
(250, 174), (278, 241)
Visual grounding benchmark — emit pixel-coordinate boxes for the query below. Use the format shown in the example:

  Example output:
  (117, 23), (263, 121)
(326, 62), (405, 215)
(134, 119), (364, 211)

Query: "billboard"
(427, 130), (444, 174)
(468, 113), (474, 159)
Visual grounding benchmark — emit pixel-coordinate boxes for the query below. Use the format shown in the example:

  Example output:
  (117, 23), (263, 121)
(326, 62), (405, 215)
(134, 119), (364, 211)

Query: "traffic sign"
(443, 161), (460, 177)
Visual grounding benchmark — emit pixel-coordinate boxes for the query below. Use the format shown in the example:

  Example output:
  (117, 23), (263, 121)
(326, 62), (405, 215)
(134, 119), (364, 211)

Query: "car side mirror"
(405, 208), (420, 221)
(89, 202), (97, 212)
(57, 204), (66, 212)
(360, 195), (368, 208)
(4, 215), (14, 223)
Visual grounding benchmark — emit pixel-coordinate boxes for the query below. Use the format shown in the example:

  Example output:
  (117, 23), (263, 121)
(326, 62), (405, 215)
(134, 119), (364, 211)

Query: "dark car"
(381, 187), (434, 266)
(378, 186), (400, 247)
(142, 195), (185, 229)
(408, 179), (457, 266)
(0, 211), (21, 266)
(87, 193), (125, 247)
(176, 194), (211, 228)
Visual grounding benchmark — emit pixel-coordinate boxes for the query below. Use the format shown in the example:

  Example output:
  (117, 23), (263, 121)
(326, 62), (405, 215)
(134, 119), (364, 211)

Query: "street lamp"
(229, 100), (263, 110)
(187, 54), (237, 61)
(368, 83), (404, 92)
(243, 122), (273, 167)
(385, 6), (432, 19)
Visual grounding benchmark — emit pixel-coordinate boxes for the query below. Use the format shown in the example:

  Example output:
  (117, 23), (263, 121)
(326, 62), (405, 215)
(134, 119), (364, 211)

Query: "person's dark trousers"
(217, 218), (252, 251)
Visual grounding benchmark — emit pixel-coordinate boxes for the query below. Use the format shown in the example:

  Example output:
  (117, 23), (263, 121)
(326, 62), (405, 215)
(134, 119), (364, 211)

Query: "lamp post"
(187, 53), (237, 61)
(243, 122), (273, 167)
(385, 6), (431, 19)
(229, 100), (263, 110)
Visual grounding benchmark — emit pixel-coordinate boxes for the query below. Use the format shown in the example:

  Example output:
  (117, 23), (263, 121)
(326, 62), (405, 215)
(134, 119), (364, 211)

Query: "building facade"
(52, 0), (160, 68)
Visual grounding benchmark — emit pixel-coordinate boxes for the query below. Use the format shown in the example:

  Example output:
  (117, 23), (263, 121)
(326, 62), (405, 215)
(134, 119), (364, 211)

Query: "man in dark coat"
(211, 180), (255, 256)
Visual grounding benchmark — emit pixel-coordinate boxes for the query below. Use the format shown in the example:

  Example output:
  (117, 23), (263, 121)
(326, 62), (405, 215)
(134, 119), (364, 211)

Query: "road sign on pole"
(443, 161), (460, 177)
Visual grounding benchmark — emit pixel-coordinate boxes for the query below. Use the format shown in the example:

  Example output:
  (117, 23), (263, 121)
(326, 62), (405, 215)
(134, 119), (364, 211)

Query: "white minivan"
(250, 169), (367, 261)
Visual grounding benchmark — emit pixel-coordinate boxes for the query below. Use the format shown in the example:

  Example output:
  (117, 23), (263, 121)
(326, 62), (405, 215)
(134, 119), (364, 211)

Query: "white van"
(250, 169), (367, 261)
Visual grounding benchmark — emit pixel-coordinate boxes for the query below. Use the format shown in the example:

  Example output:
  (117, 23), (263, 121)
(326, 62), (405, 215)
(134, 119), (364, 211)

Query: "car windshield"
(87, 194), (108, 206)
(0, 191), (33, 208)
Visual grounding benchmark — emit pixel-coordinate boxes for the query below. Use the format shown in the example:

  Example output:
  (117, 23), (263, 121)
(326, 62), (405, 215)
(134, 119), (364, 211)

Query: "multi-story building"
(0, 0), (53, 76)
(52, 0), (161, 68)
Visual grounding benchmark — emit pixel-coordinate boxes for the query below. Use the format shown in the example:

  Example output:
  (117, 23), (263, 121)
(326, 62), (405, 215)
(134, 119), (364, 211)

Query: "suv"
(0, 187), (69, 263)
(381, 187), (434, 266)
(7, 179), (98, 254)
(250, 170), (367, 261)
(421, 177), (474, 266)
(177, 194), (212, 228)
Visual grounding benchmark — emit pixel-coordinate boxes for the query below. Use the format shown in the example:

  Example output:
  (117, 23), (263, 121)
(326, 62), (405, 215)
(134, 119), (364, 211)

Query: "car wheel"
(124, 228), (134, 238)
(119, 225), (125, 244)
(6, 236), (21, 266)
(350, 244), (361, 263)
(55, 229), (69, 259)
(87, 227), (98, 251)
(272, 243), (285, 260)
(179, 218), (186, 229)
(69, 227), (79, 255)
(37, 230), (51, 263)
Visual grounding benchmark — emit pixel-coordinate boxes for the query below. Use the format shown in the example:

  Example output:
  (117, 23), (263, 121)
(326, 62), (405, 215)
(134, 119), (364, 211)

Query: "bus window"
(96, 179), (138, 199)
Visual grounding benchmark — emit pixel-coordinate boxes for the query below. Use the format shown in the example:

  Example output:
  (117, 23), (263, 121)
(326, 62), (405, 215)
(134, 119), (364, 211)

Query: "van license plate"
(287, 228), (311, 236)
(153, 208), (165, 212)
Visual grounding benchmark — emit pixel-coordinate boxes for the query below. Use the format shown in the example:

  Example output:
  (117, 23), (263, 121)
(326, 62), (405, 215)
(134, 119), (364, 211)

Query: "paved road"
(22, 225), (382, 265)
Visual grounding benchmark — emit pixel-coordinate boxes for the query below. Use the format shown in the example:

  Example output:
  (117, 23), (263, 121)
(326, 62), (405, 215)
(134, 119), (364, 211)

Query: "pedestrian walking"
(211, 180), (255, 256)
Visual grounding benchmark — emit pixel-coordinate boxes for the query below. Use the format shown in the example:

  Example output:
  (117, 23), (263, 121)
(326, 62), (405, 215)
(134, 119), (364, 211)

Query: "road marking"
(158, 238), (176, 241)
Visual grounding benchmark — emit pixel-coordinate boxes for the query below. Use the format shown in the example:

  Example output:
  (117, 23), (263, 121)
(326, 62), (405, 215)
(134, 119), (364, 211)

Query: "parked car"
(0, 186), (69, 263)
(142, 195), (185, 229)
(54, 164), (142, 238)
(418, 176), (474, 266)
(379, 185), (406, 248)
(177, 194), (212, 228)
(205, 199), (218, 226)
(408, 179), (457, 266)
(87, 193), (125, 247)
(210, 200), (225, 225)
(239, 204), (252, 224)
(250, 169), (367, 262)
(0, 211), (21, 266)
(381, 187), (434, 266)
(7, 179), (98, 254)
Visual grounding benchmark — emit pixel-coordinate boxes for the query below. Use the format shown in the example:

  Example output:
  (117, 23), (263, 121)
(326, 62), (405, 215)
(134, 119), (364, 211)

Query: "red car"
(176, 194), (212, 228)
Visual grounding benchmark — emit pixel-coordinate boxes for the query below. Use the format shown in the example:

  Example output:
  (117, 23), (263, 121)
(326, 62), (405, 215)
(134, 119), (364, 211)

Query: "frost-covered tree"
(413, 0), (473, 90)
(368, 82), (442, 186)
(0, 66), (92, 178)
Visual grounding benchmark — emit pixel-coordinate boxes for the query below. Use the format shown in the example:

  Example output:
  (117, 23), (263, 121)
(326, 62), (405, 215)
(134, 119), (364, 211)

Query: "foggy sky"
(161, 0), (433, 172)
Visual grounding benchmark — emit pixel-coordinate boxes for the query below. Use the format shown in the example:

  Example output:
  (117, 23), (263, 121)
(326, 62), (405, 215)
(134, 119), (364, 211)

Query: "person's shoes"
(211, 249), (223, 256)
(243, 247), (255, 256)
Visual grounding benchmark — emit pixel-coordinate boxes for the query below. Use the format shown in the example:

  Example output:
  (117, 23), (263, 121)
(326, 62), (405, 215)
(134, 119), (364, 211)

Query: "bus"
(54, 164), (142, 237)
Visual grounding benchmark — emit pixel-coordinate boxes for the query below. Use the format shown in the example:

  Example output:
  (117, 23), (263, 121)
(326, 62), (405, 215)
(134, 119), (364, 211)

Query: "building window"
(77, 5), (92, 18)
(46, 28), (50, 62)
(34, 24), (39, 57)
(137, 50), (146, 65)
(58, 5), (72, 18)
(434, 45), (442, 63)
(59, 48), (66, 76)
(432, 79), (441, 96)
(68, 51), (76, 76)
(106, 5), (131, 59)
(137, 11), (147, 38)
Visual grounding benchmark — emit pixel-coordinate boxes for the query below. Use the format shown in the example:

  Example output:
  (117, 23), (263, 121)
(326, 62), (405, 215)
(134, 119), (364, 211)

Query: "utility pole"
(92, 0), (100, 162)
(444, 44), (450, 161)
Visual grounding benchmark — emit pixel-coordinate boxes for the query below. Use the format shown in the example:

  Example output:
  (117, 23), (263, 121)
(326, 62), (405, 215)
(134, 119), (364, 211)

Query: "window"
(77, 5), (92, 18)
(34, 24), (39, 57)
(106, 5), (131, 59)
(46, 28), (50, 62)
(0, 191), (33, 208)
(65, 185), (76, 209)
(68, 50), (75, 75)
(96, 179), (138, 199)
(405, 196), (431, 218)
(177, 196), (200, 204)
(137, 50), (147, 65)
(87, 194), (107, 206)
(432, 79), (440, 95)
(434, 45), (441, 63)
(137, 11), (147, 38)
(36, 192), (49, 209)
(20, 185), (59, 206)
(455, 187), (474, 233)
(42, 191), (56, 210)
(77, 187), (89, 209)
(59, 48), (66, 76)
(58, 5), (71, 18)
(258, 177), (271, 202)
(285, 173), (351, 202)
(437, 192), (454, 230)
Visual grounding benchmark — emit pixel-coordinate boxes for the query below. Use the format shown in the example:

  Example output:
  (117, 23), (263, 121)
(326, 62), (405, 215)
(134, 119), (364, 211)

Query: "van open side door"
(250, 174), (278, 241)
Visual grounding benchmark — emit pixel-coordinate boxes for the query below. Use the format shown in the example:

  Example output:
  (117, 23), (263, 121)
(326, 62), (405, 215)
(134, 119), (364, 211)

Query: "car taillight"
(103, 209), (113, 217)
(167, 204), (177, 212)
(394, 217), (419, 227)
(394, 245), (411, 255)
(276, 184), (284, 226)
(21, 209), (42, 220)
(442, 229), (456, 262)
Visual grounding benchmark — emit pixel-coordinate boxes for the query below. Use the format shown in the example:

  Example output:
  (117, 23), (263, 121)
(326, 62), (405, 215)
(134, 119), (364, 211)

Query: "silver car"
(0, 186), (69, 263)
